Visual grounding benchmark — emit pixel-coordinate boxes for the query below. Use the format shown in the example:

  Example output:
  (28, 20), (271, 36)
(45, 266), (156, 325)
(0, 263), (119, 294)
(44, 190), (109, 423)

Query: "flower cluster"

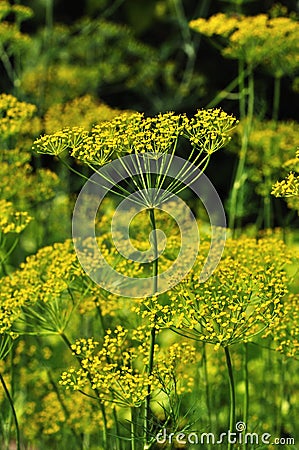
(0, 94), (36, 141)
(32, 391), (112, 436)
(190, 13), (299, 75)
(10, 338), (114, 440)
(154, 341), (196, 395)
(60, 327), (161, 407)
(21, 63), (101, 108)
(0, 199), (31, 234)
(265, 293), (299, 358)
(0, 240), (81, 334)
(0, 156), (59, 206)
(0, 2), (33, 22)
(137, 235), (293, 349)
(33, 112), (183, 162)
(0, 10), (32, 58)
(184, 108), (238, 154)
(33, 109), (238, 165)
(272, 148), (299, 211)
(0, 221), (148, 335)
(60, 326), (198, 407)
(272, 150), (299, 197)
(32, 130), (70, 157)
(272, 172), (299, 198)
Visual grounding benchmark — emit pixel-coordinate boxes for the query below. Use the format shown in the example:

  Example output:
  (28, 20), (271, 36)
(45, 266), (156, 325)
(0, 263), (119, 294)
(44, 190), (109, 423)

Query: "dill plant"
(190, 10), (299, 230)
(136, 233), (294, 449)
(31, 108), (237, 448)
(0, 105), (297, 449)
(0, 93), (67, 450)
(27, 107), (297, 449)
(0, 200), (32, 450)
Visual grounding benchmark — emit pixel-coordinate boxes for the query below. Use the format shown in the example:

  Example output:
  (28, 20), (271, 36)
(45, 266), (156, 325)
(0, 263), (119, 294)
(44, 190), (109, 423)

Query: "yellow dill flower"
(190, 13), (299, 74)
(0, 1), (32, 22)
(184, 108), (238, 154)
(154, 341), (197, 395)
(0, 94), (36, 141)
(60, 326), (162, 407)
(190, 14), (239, 38)
(264, 293), (299, 358)
(10, 4), (33, 22)
(272, 179), (299, 212)
(33, 108), (237, 165)
(0, 157), (59, 206)
(23, 388), (114, 439)
(142, 235), (293, 349)
(32, 129), (70, 156)
(272, 147), (299, 211)
(0, 199), (31, 235)
(0, 240), (84, 334)
(0, 21), (31, 53)
(272, 173), (299, 198)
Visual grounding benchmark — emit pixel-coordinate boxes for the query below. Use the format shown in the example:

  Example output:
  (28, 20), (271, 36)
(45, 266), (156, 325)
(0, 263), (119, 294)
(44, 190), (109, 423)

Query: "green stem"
(0, 44), (17, 85)
(0, 371), (20, 450)
(229, 66), (254, 232)
(238, 59), (246, 120)
(262, 76), (281, 229)
(38, 0), (54, 112)
(207, 66), (251, 109)
(272, 75), (281, 123)
(172, 0), (197, 103)
(144, 208), (159, 449)
(247, 68), (255, 128)
(276, 357), (285, 438)
(149, 208), (158, 291)
(263, 195), (272, 229)
(113, 407), (122, 450)
(242, 343), (249, 450)
(224, 346), (235, 450)
(131, 407), (136, 450)
(202, 343), (212, 450)
(0, 237), (19, 266)
(45, 0), (53, 32)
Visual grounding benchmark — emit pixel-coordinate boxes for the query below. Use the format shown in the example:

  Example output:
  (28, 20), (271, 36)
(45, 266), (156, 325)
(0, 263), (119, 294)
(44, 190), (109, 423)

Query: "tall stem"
(224, 346), (235, 450)
(262, 76), (281, 229)
(276, 358), (285, 437)
(131, 407), (136, 450)
(202, 343), (212, 450)
(144, 207), (159, 449)
(0, 372), (20, 450)
(229, 66), (254, 231)
(272, 75), (281, 123)
(238, 59), (246, 120)
(242, 343), (249, 450)
(149, 208), (158, 292)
